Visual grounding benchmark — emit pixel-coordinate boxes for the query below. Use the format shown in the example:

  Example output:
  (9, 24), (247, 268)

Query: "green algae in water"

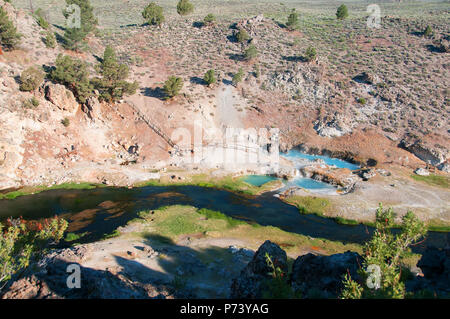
(242, 175), (278, 187)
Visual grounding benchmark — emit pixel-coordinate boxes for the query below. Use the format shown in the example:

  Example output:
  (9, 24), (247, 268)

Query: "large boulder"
(44, 83), (79, 115)
(407, 246), (450, 296)
(290, 251), (362, 298)
(230, 240), (287, 298)
(313, 113), (353, 138)
(400, 136), (449, 168)
(417, 246), (450, 283)
(81, 96), (101, 120)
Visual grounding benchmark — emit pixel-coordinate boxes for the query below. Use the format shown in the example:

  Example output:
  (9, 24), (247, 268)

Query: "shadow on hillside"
(2, 232), (249, 299)
(189, 76), (205, 85)
(222, 78), (233, 85)
(120, 23), (139, 28)
(281, 55), (304, 62)
(426, 44), (445, 53)
(192, 21), (204, 28)
(227, 53), (244, 61)
(141, 87), (166, 100)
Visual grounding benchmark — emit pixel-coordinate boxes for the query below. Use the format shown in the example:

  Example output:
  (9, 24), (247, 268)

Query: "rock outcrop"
(1, 246), (172, 299)
(82, 96), (102, 120)
(290, 251), (362, 298)
(313, 113), (353, 138)
(407, 246), (450, 296)
(44, 83), (79, 115)
(400, 136), (449, 169)
(230, 240), (287, 298)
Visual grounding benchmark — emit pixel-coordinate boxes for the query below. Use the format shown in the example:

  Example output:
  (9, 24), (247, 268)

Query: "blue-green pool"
(283, 150), (360, 170)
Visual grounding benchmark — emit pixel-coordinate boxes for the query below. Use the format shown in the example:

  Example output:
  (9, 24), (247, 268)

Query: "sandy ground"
(292, 167), (450, 224)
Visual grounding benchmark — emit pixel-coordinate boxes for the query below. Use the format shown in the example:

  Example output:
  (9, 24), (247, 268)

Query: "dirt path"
(216, 85), (245, 129)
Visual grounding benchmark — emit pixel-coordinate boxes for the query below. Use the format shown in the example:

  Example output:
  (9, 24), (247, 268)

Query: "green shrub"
(61, 117), (70, 127)
(232, 68), (244, 86)
(65, 232), (87, 242)
(261, 253), (297, 298)
(142, 2), (165, 26)
(423, 25), (433, 38)
(22, 97), (40, 109)
(44, 31), (56, 48)
(91, 46), (138, 102)
(163, 76), (183, 98)
(0, 217), (68, 287)
(176, 0), (194, 16)
(357, 97), (366, 105)
(336, 4), (349, 20)
(244, 44), (258, 61)
(203, 13), (216, 25)
(286, 9), (299, 30)
(0, 7), (21, 49)
(19, 67), (44, 92)
(304, 46), (317, 62)
(203, 69), (216, 85)
(33, 8), (50, 29)
(62, 0), (98, 51)
(340, 205), (427, 299)
(102, 229), (121, 240)
(236, 29), (250, 43)
(50, 54), (93, 103)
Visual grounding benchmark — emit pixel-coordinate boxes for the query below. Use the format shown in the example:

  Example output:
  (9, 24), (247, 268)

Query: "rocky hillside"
(2, 239), (449, 298)
(0, 0), (449, 191)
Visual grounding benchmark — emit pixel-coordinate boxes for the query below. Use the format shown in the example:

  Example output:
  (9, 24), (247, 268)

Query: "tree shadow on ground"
(281, 55), (304, 62)
(189, 76), (205, 85)
(192, 21), (204, 28)
(426, 44), (445, 53)
(227, 53), (244, 61)
(108, 233), (252, 298)
(140, 87), (166, 100)
(2, 232), (250, 299)
(222, 78), (233, 85)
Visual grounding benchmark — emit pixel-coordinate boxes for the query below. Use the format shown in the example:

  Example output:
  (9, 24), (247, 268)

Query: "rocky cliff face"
(1, 246), (174, 299)
(230, 240), (362, 298)
(231, 240), (450, 299)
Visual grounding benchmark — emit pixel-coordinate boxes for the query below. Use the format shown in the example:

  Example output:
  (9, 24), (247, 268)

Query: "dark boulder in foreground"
(407, 246), (450, 296)
(230, 240), (287, 298)
(230, 240), (362, 299)
(290, 251), (361, 298)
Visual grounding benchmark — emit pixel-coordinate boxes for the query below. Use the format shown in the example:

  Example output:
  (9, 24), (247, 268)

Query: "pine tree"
(163, 76), (183, 98)
(92, 46), (138, 102)
(232, 68), (244, 86)
(44, 31), (56, 48)
(203, 69), (216, 86)
(50, 54), (93, 103)
(336, 4), (349, 20)
(340, 205), (427, 299)
(0, 7), (21, 49)
(19, 67), (44, 92)
(142, 2), (165, 26)
(236, 29), (250, 43)
(286, 9), (299, 30)
(203, 14), (216, 26)
(423, 25), (433, 38)
(62, 0), (98, 51)
(176, 0), (194, 16)
(304, 46), (317, 62)
(244, 44), (258, 61)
